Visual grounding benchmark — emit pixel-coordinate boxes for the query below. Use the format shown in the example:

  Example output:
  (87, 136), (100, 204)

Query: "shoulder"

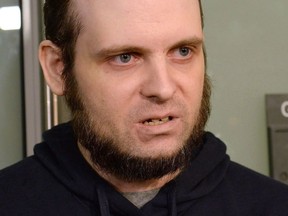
(227, 161), (288, 192)
(0, 156), (44, 186)
(224, 161), (288, 214)
(0, 157), (71, 215)
(0, 156), (53, 201)
(0, 157), (41, 213)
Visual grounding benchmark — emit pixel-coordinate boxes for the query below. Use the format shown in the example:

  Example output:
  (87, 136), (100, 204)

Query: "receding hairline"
(67, 0), (204, 34)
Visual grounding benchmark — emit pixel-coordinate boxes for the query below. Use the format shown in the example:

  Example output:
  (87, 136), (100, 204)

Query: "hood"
(34, 122), (230, 216)
(174, 131), (229, 213)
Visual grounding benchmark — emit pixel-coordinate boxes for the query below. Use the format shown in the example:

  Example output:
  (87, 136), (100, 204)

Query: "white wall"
(0, 0), (23, 168)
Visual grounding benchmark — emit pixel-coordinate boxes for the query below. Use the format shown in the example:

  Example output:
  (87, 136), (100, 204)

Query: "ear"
(39, 40), (65, 96)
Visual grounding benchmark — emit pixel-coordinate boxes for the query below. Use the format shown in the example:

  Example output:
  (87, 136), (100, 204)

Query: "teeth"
(143, 117), (171, 126)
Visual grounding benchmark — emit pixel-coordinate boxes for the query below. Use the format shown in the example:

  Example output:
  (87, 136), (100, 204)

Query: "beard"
(64, 69), (211, 182)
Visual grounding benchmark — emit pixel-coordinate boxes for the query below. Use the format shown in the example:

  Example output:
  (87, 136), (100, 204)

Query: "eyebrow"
(168, 37), (203, 51)
(94, 46), (149, 60)
(93, 36), (203, 60)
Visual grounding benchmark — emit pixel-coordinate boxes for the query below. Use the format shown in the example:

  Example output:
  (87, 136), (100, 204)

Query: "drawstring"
(94, 185), (111, 216)
(167, 181), (177, 216)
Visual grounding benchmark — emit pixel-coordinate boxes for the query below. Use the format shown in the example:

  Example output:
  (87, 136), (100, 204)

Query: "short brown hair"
(43, 0), (82, 82)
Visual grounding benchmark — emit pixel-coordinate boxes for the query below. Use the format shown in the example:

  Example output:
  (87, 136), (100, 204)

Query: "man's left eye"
(170, 47), (193, 60)
(178, 47), (191, 57)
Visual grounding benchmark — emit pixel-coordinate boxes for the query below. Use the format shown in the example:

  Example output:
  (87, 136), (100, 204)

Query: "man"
(1, 0), (288, 215)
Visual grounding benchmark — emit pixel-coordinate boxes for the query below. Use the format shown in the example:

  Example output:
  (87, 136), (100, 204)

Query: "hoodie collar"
(34, 122), (100, 201)
(34, 123), (229, 215)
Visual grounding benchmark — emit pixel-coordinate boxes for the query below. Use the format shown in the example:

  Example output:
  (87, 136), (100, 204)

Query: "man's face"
(68, 0), (208, 181)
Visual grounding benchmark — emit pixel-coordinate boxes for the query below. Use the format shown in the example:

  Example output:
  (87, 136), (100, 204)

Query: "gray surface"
(203, 1), (288, 175)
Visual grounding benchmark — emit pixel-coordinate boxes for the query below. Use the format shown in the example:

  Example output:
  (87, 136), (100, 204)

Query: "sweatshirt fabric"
(1, 122), (288, 216)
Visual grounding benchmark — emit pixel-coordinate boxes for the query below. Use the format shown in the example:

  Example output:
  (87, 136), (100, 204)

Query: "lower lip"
(135, 118), (180, 142)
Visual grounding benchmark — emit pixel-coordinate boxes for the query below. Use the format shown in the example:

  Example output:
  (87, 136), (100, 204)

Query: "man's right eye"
(119, 54), (132, 63)
(107, 52), (142, 69)
(111, 53), (134, 65)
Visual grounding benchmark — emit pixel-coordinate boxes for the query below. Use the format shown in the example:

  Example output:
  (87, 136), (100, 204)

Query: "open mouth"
(143, 116), (173, 126)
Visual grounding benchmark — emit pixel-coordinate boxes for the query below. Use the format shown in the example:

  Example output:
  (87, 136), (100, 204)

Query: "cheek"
(182, 72), (205, 118)
(78, 78), (134, 121)
(174, 52), (205, 101)
(182, 69), (204, 97)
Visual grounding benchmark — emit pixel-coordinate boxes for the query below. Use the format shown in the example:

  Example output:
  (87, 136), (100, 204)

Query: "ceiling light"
(0, 6), (21, 31)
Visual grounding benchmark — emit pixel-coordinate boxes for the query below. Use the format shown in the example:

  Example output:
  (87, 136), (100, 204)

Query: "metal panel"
(266, 94), (288, 184)
(22, 0), (43, 156)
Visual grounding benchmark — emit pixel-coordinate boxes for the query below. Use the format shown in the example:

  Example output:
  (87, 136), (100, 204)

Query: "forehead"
(73, 0), (202, 48)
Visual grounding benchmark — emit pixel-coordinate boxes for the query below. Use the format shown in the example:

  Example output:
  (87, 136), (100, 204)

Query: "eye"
(178, 47), (191, 57)
(169, 46), (193, 61)
(109, 53), (139, 67)
(118, 53), (132, 63)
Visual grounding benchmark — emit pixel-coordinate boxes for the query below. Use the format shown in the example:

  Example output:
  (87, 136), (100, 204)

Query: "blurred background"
(0, 1), (287, 183)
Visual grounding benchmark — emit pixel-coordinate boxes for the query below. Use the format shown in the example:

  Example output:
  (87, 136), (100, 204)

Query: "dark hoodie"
(1, 122), (288, 216)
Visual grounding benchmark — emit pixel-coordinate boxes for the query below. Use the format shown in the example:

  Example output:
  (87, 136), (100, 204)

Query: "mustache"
(128, 97), (187, 121)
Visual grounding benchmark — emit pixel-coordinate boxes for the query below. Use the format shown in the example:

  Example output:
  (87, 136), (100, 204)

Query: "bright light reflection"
(0, 6), (21, 31)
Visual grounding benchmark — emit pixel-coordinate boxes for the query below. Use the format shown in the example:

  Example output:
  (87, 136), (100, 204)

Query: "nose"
(140, 58), (176, 102)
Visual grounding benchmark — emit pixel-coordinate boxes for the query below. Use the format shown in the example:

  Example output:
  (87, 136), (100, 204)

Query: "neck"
(78, 142), (180, 193)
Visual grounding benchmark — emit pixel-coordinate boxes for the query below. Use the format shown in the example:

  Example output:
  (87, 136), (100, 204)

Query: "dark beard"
(64, 70), (211, 182)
